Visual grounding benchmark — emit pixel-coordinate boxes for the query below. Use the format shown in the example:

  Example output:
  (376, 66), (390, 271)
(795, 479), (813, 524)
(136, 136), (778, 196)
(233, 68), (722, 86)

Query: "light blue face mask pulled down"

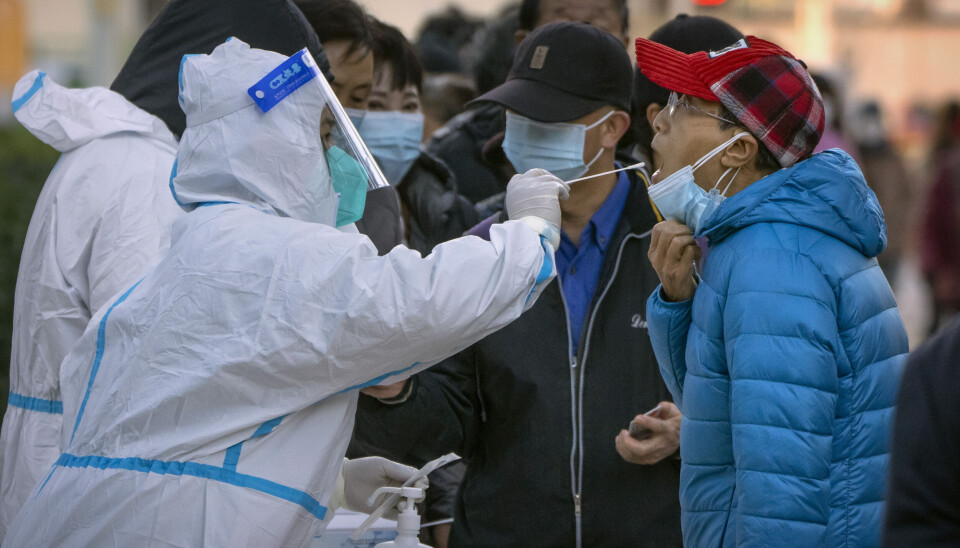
(647, 132), (750, 234)
(502, 111), (613, 181)
(357, 111), (424, 185)
(325, 145), (369, 226)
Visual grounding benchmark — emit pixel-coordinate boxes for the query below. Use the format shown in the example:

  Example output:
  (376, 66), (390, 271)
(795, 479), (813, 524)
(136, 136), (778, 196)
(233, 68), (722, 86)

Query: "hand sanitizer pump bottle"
(372, 486), (430, 548)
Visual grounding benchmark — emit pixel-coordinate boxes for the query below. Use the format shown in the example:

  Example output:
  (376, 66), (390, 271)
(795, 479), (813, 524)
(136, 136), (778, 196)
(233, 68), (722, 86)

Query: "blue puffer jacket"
(646, 149), (908, 548)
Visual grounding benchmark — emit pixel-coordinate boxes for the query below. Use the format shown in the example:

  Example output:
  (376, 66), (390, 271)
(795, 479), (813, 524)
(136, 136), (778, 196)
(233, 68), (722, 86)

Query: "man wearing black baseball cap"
(352, 21), (682, 547)
(426, 0), (632, 205)
(638, 35), (907, 547)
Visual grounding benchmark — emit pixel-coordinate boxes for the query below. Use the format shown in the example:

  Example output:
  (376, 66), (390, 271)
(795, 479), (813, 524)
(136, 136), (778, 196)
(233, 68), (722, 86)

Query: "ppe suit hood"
(11, 71), (175, 152)
(700, 149), (887, 258)
(110, 0), (329, 139)
(173, 39), (337, 223)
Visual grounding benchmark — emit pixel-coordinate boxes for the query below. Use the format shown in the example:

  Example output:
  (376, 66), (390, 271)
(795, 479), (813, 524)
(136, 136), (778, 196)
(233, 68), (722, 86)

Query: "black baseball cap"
(468, 21), (632, 123)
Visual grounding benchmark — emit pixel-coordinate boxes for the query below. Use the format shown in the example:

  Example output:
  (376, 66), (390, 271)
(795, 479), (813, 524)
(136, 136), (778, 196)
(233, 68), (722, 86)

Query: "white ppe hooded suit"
(4, 39), (555, 547)
(0, 71), (183, 535)
(0, 0), (327, 535)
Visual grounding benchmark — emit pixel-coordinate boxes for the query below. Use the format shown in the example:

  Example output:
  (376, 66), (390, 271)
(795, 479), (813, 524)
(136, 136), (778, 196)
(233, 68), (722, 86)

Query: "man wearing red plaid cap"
(637, 36), (908, 547)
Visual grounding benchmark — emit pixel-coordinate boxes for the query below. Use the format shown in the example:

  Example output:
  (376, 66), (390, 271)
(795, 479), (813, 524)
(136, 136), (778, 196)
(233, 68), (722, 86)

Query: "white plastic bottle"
(371, 486), (431, 548)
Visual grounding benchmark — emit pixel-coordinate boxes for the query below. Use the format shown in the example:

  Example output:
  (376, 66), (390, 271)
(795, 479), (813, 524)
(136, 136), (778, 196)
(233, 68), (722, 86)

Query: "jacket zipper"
(562, 231), (645, 548)
(556, 277), (580, 547)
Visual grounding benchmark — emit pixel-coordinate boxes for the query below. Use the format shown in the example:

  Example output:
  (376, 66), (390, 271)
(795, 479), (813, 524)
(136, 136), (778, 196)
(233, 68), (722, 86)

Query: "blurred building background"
(3, 0), (960, 133)
(1, 0), (958, 366)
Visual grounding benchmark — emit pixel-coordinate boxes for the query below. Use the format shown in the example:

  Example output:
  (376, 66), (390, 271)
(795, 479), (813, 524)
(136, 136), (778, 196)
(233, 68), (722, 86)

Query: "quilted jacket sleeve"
(724, 248), (840, 547)
(646, 285), (694, 410)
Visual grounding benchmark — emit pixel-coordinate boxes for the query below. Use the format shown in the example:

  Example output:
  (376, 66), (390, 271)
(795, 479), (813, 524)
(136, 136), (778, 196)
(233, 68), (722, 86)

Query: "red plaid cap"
(635, 35), (824, 168)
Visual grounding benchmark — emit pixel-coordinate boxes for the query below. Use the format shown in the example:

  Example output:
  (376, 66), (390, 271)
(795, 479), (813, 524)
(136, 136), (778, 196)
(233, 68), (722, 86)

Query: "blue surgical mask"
(357, 111), (424, 185)
(325, 145), (369, 227)
(502, 111), (613, 180)
(344, 107), (366, 131)
(647, 132), (749, 234)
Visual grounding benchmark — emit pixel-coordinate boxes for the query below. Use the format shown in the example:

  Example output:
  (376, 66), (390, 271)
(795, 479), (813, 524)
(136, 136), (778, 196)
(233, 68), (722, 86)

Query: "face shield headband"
(247, 48), (390, 192)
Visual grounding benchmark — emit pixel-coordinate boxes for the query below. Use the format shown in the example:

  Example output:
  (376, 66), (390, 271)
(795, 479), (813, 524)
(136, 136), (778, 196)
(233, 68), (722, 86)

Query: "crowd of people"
(0, 0), (957, 547)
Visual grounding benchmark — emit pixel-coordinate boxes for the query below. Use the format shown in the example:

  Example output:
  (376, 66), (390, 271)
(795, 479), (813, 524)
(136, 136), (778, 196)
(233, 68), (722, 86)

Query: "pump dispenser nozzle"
(364, 486), (430, 548)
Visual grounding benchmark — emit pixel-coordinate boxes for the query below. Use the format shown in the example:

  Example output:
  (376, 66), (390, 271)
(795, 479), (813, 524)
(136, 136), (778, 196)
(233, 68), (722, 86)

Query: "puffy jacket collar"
(701, 149), (887, 258)
(12, 71), (175, 152)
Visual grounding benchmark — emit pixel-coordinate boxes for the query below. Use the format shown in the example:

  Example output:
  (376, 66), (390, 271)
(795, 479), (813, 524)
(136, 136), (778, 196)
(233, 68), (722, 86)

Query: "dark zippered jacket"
(353, 169), (682, 547)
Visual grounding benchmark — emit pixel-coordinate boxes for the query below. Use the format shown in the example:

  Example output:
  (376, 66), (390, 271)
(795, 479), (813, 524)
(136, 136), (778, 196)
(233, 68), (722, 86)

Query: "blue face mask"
(647, 132), (749, 234)
(325, 145), (369, 227)
(344, 107), (366, 131)
(502, 111), (613, 180)
(357, 111), (424, 185)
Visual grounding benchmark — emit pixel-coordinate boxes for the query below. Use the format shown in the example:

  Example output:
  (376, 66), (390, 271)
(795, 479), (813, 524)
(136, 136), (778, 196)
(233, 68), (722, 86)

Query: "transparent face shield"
(247, 47), (389, 192)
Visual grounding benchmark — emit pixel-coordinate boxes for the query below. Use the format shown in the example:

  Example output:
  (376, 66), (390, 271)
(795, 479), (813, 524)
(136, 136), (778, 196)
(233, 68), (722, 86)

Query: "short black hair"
(518, 0), (628, 33)
(716, 103), (781, 174)
(369, 18), (424, 93)
(295, 0), (373, 60)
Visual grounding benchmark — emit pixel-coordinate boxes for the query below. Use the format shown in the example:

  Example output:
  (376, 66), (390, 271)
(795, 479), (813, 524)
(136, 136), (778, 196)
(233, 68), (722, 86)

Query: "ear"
(514, 29), (529, 46)
(600, 110), (632, 148)
(720, 133), (759, 170)
(645, 103), (662, 129)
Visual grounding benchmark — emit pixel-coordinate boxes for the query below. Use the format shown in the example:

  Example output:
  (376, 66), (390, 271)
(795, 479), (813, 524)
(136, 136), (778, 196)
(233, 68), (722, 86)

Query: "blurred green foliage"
(0, 125), (59, 416)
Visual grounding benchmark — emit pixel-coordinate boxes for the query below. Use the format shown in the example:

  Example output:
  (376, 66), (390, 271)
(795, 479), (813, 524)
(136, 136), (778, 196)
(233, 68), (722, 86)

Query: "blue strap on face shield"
(247, 48), (319, 113)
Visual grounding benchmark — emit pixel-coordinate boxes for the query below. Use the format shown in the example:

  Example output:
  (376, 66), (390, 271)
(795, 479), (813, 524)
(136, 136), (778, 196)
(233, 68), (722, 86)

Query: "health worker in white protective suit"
(0, 0), (330, 537)
(4, 38), (567, 547)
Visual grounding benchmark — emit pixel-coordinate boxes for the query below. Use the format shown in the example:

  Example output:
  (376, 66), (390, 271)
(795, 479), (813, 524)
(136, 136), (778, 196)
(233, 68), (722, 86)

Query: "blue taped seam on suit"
(222, 416), (286, 471)
(526, 236), (555, 304)
(71, 279), (144, 443)
(169, 158), (187, 207)
(54, 453), (328, 520)
(337, 362), (421, 394)
(7, 392), (63, 414)
(11, 72), (46, 113)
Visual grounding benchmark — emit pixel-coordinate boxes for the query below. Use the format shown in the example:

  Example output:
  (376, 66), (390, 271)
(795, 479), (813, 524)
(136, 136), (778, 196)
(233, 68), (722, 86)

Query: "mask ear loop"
(713, 166), (741, 197)
(585, 110), (616, 130)
(692, 131), (751, 173)
(579, 111), (616, 174)
(583, 147), (604, 170)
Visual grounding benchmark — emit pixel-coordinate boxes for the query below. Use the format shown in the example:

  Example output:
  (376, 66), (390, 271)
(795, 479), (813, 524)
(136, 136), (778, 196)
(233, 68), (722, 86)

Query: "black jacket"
(110, 0), (328, 139)
(397, 151), (478, 255)
(353, 169), (682, 547)
(884, 315), (960, 547)
(424, 103), (511, 204)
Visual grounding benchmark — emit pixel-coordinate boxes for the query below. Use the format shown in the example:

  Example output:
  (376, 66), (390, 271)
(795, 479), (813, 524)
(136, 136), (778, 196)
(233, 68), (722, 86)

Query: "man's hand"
(615, 401), (681, 465)
(648, 220), (701, 302)
(360, 380), (407, 400)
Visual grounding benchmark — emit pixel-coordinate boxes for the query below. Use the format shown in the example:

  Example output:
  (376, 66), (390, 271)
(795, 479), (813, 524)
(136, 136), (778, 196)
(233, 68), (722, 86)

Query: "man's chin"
(651, 164), (664, 184)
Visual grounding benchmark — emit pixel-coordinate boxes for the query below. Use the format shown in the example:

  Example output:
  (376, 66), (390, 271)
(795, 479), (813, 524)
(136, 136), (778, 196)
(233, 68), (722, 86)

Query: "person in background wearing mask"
(638, 35), (907, 546)
(811, 72), (862, 163)
(349, 22), (479, 545)
(355, 18), (478, 255)
(354, 22), (682, 547)
(850, 101), (911, 283)
(0, 0), (329, 538)
(426, 0), (631, 206)
(4, 39), (569, 547)
(297, 0), (405, 255)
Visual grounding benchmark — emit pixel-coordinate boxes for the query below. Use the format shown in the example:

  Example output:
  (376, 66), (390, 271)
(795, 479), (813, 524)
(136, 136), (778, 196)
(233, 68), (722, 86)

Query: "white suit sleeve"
(256, 219), (554, 397)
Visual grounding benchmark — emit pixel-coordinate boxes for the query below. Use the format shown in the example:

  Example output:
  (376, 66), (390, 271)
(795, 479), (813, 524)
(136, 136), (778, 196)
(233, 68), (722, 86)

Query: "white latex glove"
(335, 457), (427, 520)
(505, 168), (570, 250)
